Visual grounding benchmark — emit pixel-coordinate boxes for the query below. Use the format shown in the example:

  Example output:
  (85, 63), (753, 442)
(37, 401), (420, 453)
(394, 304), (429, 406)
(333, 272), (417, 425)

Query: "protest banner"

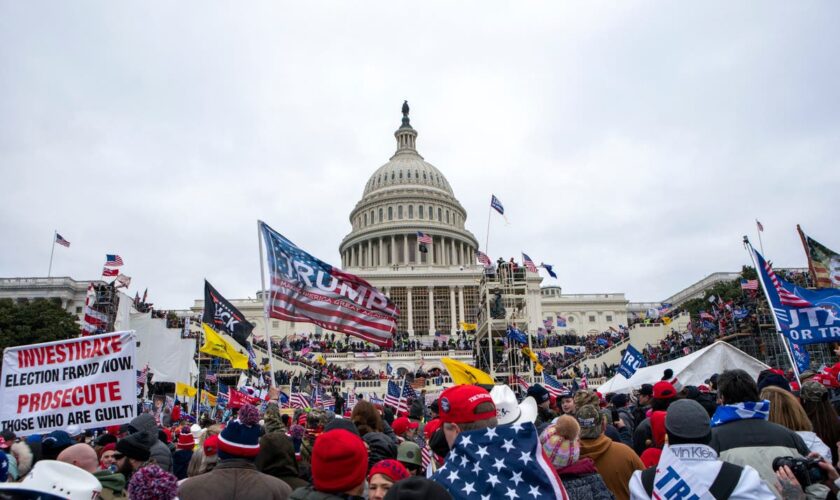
(1, 331), (138, 435)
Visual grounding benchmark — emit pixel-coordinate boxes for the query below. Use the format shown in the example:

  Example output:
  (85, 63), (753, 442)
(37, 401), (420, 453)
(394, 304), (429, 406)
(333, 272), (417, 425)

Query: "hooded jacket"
(93, 469), (127, 500)
(628, 444), (774, 500)
(556, 457), (615, 500)
(363, 432), (397, 471)
(256, 431), (310, 490)
(580, 434), (644, 500)
(178, 458), (293, 500)
(129, 413), (172, 472)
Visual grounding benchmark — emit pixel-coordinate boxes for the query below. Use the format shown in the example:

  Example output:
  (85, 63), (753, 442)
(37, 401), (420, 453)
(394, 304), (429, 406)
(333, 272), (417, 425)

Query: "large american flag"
(475, 250), (492, 268)
(401, 379), (418, 401)
(417, 231), (433, 245)
(105, 254), (124, 266)
(260, 221), (399, 347)
(522, 253), (539, 273)
(431, 423), (568, 499)
(384, 379), (408, 413)
(55, 233), (71, 247)
(761, 254), (812, 307)
(290, 391), (311, 409)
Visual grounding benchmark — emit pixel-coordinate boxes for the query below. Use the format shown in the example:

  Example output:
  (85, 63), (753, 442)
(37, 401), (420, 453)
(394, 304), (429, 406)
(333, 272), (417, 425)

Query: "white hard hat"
(0, 460), (102, 500)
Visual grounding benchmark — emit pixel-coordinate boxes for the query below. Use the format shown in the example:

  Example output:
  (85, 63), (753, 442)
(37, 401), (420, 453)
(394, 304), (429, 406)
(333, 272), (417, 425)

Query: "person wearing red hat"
(173, 428), (195, 480)
(391, 417), (419, 442)
(290, 429), (369, 500)
(367, 459), (410, 500)
(633, 381), (677, 455)
(438, 385), (497, 448)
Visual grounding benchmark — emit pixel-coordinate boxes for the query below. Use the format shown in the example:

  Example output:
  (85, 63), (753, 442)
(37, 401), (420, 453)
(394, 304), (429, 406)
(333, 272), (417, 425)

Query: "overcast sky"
(2, 2), (839, 308)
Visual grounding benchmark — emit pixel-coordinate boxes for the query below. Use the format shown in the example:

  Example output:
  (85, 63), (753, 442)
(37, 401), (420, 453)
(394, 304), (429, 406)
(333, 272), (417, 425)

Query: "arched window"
(363, 213), (367, 226)
(370, 210), (374, 223)
(419, 206), (424, 219)
(438, 208), (442, 221)
(408, 206), (413, 219)
(446, 210), (450, 224)
(429, 206), (434, 220)
(379, 208), (383, 222)
(423, 172), (427, 180)
(399, 171), (403, 179)
(407, 170), (411, 178)
(398, 206), (403, 219)
(388, 207), (393, 220)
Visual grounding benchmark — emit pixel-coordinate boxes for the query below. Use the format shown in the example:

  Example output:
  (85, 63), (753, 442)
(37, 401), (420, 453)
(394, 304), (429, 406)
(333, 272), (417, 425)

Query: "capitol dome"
(340, 102), (479, 270)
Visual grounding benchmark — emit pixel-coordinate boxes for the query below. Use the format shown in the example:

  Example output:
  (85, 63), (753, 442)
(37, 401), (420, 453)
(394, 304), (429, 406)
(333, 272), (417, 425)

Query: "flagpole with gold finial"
(257, 221), (276, 389)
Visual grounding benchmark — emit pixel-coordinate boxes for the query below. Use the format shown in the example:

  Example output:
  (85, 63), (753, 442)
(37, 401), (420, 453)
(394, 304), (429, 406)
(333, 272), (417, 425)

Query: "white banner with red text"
(1, 331), (138, 435)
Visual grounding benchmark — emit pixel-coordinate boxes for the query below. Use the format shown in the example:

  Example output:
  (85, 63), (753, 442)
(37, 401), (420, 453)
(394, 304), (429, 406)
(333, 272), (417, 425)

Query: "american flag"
(417, 231), (433, 245)
(55, 233), (70, 247)
(521, 253), (539, 273)
(543, 373), (568, 397)
(402, 379), (418, 401)
(431, 423), (568, 499)
(580, 374), (589, 389)
(260, 222), (398, 347)
(104, 254), (124, 267)
(290, 391), (311, 409)
(490, 194), (505, 215)
(136, 366), (148, 385)
(322, 392), (335, 409)
(313, 386), (322, 407)
(475, 250), (492, 268)
(205, 372), (217, 384)
(217, 382), (230, 407)
(515, 375), (530, 391)
(421, 445), (433, 471)
(384, 380), (408, 413)
(756, 220), (764, 232)
(740, 279), (759, 291)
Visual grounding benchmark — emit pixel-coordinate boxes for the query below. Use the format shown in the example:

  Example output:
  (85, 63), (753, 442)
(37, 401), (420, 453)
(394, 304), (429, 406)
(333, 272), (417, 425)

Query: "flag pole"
(755, 219), (765, 255)
(484, 197), (492, 257)
(196, 318), (202, 420)
(48, 230), (56, 277)
(743, 237), (800, 385)
(257, 221), (276, 388)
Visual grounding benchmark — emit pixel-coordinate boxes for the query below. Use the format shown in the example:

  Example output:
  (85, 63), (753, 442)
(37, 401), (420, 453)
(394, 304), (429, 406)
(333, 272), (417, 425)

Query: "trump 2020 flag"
(432, 423), (567, 499)
(259, 221), (399, 347)
(791, 342), (810, 373)
(618, 344), (646, 379)
(751, 244), (840, 345)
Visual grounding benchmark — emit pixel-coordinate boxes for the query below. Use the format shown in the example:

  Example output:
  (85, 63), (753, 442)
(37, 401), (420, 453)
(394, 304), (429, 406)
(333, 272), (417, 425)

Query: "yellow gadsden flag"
(201, 392), (217, 406)
(441, 357), (494, 385)
(459, 321), (477, 332)
(200, 323), (249, 370)
(176, 382), (197, 399)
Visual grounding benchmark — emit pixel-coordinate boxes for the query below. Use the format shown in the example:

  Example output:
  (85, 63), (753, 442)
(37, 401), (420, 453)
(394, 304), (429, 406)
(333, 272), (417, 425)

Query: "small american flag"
(515, 375), (530, 391)
(421, 445), (433, 470)
(543, 373), (568, 397)
(402, 379), (418, 400)
(475, 250), (492, 267)
(580, 374), (589, 389)
(417, 231), (433, 245)
(740, 279), (759, 291)
(384, 380), (408, 413)
(105, 254), (124, 267)
(290, 392), (311, 409)
(136, 366), (148, 385)
(205, 372), (217, 384)
(522, 253), (539, 273)
(55, 233), (71, 247)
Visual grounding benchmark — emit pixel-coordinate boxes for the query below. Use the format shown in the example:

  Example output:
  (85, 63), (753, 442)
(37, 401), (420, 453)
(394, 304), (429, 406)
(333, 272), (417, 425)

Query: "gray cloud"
(1, 1), (838, 308)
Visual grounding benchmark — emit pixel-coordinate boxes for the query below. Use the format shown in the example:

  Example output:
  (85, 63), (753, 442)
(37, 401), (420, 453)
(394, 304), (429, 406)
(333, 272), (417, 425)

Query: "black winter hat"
(384, 476), (453, 500)
(117, 432), (152, 461)
(527, 384), (550, 404)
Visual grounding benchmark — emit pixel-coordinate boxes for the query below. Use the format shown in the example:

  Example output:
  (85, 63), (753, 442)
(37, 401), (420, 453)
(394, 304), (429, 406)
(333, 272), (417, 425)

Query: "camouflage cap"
(800, 381), (828, 402)
(576, 404), (603, 440)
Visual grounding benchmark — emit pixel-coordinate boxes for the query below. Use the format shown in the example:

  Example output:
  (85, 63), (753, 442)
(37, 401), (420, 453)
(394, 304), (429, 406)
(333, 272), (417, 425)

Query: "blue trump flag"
(596, 337), (609, 347)
(506, 325), (528, 345)
(618, 344), (646, 379)
(791, 342), (811, 373)
(751, 244), (840, 345)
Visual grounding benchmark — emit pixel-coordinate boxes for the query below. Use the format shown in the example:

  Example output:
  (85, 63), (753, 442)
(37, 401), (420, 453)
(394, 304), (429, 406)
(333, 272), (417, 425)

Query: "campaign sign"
(1, 331), (137, 435)
(618, 344), (646, 379)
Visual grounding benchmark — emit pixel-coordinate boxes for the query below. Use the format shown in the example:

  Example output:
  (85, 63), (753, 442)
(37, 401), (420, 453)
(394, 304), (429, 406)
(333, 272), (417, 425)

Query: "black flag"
(203, 280), (254, 348)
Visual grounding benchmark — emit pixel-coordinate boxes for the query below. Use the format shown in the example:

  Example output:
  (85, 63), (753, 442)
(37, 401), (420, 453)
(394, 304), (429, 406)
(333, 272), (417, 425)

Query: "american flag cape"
(260, 221), (398, 347)
(431, 423), (568, 499)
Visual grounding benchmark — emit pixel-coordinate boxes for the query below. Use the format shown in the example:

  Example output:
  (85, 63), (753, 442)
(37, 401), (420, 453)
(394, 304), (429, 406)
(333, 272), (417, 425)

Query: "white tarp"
(131, 312), (198, 384)
(597, 341), (769, 394)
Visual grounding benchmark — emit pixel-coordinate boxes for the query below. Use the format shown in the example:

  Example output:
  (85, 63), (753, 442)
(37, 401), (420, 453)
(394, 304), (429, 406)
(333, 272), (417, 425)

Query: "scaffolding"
(474, 264), (538, 383)
(91, 282), (119, 333)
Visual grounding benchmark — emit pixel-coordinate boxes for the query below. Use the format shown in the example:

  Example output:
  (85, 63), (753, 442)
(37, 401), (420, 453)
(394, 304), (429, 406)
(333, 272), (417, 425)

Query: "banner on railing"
(1, 331), (138, 436)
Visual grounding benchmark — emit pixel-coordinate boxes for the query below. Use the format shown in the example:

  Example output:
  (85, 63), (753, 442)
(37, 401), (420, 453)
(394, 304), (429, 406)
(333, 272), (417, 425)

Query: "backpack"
(641, 461), (742, 500)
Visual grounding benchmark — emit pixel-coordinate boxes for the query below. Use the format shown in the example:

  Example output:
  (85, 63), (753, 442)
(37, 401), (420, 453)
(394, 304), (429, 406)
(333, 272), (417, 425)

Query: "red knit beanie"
(311, 429), (368, 493)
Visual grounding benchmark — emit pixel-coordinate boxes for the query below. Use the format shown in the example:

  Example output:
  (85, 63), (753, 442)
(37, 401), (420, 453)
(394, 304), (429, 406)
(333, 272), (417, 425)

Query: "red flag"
(102, 268), (119, 277)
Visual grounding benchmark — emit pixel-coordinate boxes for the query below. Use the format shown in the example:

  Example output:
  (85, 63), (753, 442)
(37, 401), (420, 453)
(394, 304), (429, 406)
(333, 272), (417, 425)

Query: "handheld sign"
(1, 331), (138, 436)
(618, 344), (646, 379)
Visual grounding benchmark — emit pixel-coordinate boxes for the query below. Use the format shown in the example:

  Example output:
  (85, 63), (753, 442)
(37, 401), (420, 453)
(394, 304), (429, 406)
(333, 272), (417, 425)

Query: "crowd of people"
(6, 364), (840, 499)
